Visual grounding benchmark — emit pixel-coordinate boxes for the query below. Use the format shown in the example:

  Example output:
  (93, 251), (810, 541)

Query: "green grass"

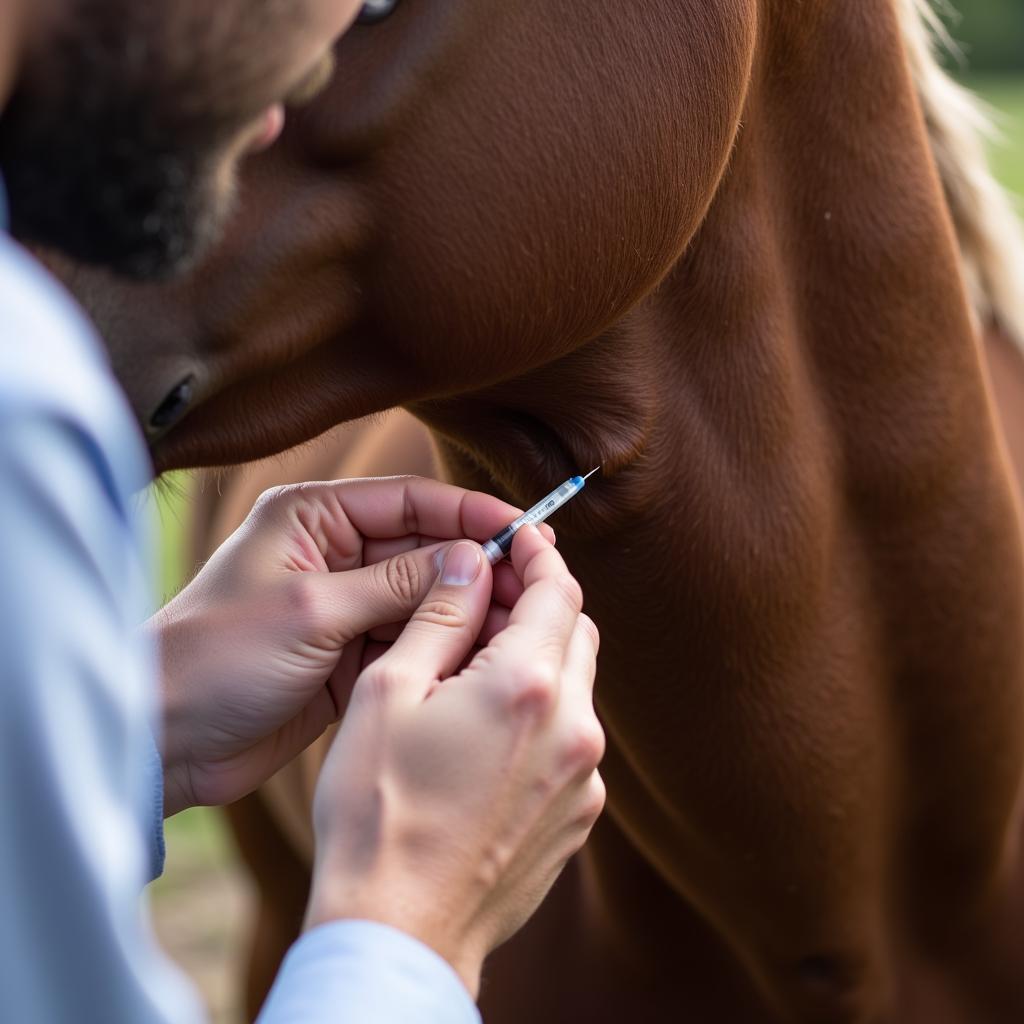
(972, 75), (1024, 196)
(146, 473), (230, 859)
(148, 471), (195, 603)
(153, 805), (236, 894)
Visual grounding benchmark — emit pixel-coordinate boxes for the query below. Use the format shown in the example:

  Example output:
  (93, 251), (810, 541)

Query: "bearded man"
(0, 2), (605, 1021)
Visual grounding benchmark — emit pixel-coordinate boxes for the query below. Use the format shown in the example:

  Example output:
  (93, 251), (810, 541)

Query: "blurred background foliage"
(950, 0), (1024, 73)
(951, 1), (1024, 197)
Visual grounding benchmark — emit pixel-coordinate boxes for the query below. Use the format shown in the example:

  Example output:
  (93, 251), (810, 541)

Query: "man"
(0, 1), (605, 1021)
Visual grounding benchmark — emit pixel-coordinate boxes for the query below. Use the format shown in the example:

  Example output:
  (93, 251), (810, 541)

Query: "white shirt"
(0, 225), (480, 1024)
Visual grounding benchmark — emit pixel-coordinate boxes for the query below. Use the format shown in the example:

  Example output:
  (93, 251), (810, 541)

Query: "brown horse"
(63, 1), (1024, 1021)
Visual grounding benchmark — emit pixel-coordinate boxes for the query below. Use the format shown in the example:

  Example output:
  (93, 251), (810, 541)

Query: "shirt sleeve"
(258, 921), (482, 1024)
(0, 410), (485, 1024)
(0, 409), (205, 1024)
(0, 231), (485, 1023)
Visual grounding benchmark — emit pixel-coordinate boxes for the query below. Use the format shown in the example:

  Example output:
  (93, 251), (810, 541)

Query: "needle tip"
(582, 466), (601, 481)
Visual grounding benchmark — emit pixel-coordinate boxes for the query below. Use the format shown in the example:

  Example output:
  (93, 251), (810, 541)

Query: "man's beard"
(0, 7), (242, 281)
(2, 105), (235, 281)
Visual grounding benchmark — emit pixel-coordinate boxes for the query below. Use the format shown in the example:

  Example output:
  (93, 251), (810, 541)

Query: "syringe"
(482, 467), (600, 565)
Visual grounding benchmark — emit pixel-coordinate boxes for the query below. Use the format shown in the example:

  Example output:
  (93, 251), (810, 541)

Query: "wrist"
(143, 608), (197, 815)
(305, 868), (485, 998)
(161, 761), (195, 817)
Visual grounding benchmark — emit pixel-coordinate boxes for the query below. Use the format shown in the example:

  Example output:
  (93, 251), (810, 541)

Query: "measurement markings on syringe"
(481, 468), (601, 564)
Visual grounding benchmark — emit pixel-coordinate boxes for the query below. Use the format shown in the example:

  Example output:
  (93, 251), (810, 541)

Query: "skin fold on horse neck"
(405, 318), (661, 536)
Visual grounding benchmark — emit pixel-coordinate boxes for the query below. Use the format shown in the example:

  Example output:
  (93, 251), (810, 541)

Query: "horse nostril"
(357, 0), (401, 25)
(150, 375), (195, 432)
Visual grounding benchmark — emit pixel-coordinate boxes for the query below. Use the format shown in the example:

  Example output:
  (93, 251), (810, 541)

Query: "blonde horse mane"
(898, 0), (1024, 347)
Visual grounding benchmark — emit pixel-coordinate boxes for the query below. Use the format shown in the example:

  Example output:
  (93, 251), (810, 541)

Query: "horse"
(61, 1), (1024, 1021)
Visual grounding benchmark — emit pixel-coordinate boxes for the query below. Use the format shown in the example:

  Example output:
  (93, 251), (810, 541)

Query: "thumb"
(309, 540), (457, 641)
(357, 541), (492, 700)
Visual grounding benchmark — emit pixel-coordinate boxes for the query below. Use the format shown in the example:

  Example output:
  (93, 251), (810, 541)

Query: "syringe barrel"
(482, 477), (584, 565)
(482, 525), (518, 564)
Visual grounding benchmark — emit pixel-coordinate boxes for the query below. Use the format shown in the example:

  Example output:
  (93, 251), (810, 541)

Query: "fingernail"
(441, 541), (483, 586)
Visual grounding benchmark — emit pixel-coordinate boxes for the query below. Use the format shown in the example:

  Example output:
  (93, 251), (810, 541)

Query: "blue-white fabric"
(0, 216), (480, 1024)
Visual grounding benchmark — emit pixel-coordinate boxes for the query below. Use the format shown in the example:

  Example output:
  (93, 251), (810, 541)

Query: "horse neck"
(415, 1), (990, 545)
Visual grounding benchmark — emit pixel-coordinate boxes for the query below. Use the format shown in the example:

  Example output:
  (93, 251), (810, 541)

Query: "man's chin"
(11, 171), (235, 284)
(103, 219), (221, 283)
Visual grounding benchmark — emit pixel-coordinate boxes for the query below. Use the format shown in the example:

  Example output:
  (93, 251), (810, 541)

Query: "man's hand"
(305, 525), (605, 998)
(149, 476), (541, 816)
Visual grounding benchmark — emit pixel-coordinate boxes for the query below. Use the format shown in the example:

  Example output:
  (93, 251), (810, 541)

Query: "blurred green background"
(147, 2), (1024, 1019)
(951, 0), (1024, 73)
(977, 78), (1024, 195)
(954, 0), (1024, 193)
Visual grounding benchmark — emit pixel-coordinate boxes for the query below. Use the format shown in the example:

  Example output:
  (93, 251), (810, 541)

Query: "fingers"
(560, 613), (600, 702)
(355, 541), (493, 703)
(269, 477), (518, 550)
(253, 476), (555, 574)
(363, 526), (553, 569)
(307, 540), (452, 642)
(325, 636), (370, 720)
(369, 602), (511, 646)
(488, 527), (583, 676)
(241, 686), (339, 783)
(363, 554), (522, 642)
(362, 534), (446, 566)
(491, 560), (526, 609)
(316, 538), (518, 646)
(363, 531), (553, 570)
(300, 496), (534, 645)
(549, 616), (605, 781)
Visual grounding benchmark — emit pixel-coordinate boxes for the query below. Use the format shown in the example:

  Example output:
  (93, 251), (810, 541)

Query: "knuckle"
(562, 778), (606, 853)
(551, 572), (584, 615)
(563, 789), (603, 856)
(561, 719), (606, 774)
(578, 613), (601, 653)
(414, 598), (469, 631)
(507, 663), (559, 718)
(581, 772), (607, 823)
(354, 662), (403, 706)
(285, 572), (323, 620)
(252, 483), (293, 514)
(401, 480), (421, 536)
(377, 552), (423, 606)
(287, 576), (340, 639)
